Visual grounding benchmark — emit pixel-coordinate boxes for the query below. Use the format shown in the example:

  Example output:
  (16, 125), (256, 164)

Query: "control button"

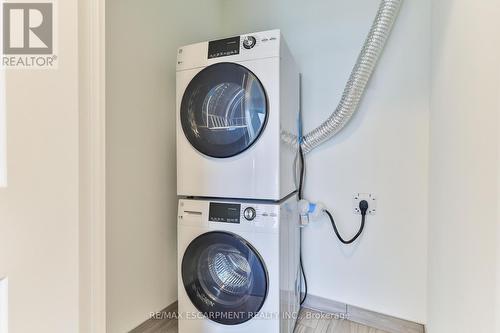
(244, 207), (257, 221)
(243, 36), (257, 49)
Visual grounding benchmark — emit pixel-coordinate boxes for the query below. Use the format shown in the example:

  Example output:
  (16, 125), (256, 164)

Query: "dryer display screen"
(208, 36), (240, 59)
(209, 203), (241, 223)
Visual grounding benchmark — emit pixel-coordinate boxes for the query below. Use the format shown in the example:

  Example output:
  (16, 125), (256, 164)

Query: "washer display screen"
(209, 203), (241, 224)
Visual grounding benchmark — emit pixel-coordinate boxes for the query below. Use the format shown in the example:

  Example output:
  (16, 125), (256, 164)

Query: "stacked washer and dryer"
(176, 30), (301, 333)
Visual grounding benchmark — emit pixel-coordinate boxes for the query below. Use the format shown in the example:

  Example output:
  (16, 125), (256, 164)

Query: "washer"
(176, 30), (300, 200)
(178, 195), (300, 333)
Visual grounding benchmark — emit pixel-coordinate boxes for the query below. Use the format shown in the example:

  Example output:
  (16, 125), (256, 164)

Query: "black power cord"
(325, 200), (368, 245)
(298, 145), (305, 200)
(298, 145), (308, 305)
(299, 232), (308, 305)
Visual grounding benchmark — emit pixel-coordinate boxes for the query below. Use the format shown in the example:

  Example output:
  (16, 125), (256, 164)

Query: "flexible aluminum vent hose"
(301, 0), (403, 154)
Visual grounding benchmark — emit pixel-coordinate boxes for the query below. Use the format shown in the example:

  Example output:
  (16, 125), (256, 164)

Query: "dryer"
(177, 195), (300, 333)
(176, 30), (300, 200)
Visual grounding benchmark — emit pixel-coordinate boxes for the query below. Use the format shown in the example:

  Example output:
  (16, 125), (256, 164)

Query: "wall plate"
(353, 193), (377, 215)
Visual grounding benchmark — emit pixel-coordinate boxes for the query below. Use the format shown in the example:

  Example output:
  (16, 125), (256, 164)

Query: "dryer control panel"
(176, 29), (281, 72)
(207, 33), (277, 60)
(208, 36), (241, 59)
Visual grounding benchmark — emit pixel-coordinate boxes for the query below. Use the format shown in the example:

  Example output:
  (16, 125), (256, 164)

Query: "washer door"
(180, 63), (268, 158)
(181, 231), (268, 325)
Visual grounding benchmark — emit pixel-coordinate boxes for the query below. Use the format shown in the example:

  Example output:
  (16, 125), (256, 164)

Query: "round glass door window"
(180, 63), (268, 158)
(181, 231), (268, 325)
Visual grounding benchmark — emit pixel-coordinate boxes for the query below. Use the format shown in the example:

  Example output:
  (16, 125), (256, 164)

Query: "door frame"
(79, 0), (106, 331)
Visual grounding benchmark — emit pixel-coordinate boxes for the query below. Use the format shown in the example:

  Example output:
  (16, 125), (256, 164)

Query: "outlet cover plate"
(353, 193), (377, 215)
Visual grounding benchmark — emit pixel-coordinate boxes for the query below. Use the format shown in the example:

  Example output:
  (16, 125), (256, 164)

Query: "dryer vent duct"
(301, 0), (403, 154)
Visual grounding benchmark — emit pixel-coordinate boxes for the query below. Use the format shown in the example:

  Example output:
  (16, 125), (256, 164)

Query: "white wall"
(0, 70), (6, 188)
(0, 3), (5, 188)
(221, 0), (430, 323)
(498, 95), (500, 333)
(105, 1), (222, 331)
(0, 0), (80, 332)
(428, 1), (500, 332)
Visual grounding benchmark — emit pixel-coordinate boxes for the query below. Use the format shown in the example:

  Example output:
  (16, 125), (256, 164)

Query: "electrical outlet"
(353, 193), (377, 215)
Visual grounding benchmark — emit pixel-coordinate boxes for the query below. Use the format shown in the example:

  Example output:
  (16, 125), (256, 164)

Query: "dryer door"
(180, 63), (268, 158)
(181, 231), (268, 325)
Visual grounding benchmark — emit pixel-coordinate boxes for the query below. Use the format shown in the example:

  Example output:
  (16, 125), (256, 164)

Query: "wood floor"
(295, 308), (389, 333)
(130, 306), (389, 333)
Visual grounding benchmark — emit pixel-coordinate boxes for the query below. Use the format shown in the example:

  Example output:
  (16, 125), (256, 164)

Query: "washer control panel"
(179, 199), (283, 231)
(207, 201), (279, 226)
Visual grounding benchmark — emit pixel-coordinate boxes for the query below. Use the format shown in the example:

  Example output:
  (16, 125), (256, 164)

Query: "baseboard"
(301, 293), (347, 316)
(129, 301), (178, 333)
(302, 294), (425, 333)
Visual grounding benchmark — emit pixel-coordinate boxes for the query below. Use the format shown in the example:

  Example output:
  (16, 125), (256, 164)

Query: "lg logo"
(3, 3), (53, 54)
